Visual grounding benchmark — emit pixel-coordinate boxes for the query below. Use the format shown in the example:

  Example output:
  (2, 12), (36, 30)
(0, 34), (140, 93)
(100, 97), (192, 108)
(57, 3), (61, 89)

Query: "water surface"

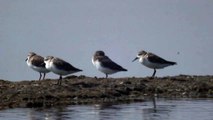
(0, 98), (212, 120)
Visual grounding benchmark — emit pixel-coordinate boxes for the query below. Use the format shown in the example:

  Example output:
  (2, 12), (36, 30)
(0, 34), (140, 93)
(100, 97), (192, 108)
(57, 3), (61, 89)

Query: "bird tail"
(121, 68), (128, 71)
(167, 61), (177, 65)
(77, 69), (83, 72)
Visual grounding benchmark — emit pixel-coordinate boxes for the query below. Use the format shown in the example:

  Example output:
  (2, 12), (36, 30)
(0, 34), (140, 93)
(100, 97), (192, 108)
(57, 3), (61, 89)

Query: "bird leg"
(43, 73), (46, 80)
(58, 75), (62, 85)
(39, 73), (42, 81)
(105, 74), (108, 78)
(152, 69), (156, 77)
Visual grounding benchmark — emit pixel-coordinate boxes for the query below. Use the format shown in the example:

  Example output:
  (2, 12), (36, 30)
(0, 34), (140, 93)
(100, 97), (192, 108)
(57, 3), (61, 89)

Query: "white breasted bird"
(92, 50), (127, 78)
(26, 52), (50, 80)
(132, 50), (177, 77)
(44, 56), (82, 85)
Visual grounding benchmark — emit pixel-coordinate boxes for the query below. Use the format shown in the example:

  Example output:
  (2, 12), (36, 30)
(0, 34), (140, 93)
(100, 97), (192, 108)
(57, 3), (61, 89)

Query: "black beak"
(25, 58), (28, 61)
(132, 57), (138, 62)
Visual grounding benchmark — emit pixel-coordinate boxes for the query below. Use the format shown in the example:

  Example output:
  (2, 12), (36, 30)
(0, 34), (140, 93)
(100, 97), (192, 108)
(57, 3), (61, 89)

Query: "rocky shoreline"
(0, 75), (213, 110)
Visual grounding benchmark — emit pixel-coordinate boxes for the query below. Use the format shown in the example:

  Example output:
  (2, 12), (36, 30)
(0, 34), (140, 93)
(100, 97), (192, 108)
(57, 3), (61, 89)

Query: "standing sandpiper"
(132, 50), (177, 77)
(92, 50), (127, 78)
(44, 56), (82, 85)
(26, 52), (50, 80)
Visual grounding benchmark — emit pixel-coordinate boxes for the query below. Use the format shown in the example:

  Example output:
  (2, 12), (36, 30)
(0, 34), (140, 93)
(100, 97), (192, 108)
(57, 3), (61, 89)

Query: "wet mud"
(0, 75), (212, 110)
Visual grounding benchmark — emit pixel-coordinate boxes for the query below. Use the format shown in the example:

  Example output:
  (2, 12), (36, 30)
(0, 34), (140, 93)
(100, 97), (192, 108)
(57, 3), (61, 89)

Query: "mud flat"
(0, 75), (212, 110)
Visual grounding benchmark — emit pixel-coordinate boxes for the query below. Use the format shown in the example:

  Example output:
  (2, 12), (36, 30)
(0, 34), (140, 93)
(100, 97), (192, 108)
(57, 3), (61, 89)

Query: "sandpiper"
(25, 52), (50, 80)
(132, 50), (177, 77)
(44, 56), (82, 85)
(92, 50), (127, 78)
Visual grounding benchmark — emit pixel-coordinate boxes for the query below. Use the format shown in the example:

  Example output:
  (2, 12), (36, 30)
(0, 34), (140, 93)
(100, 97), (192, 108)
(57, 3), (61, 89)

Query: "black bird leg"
(39, 72), (42, 81)
(43, 73), (46, 80)
(152, 69), (156, 77)
(58, 75), (62, 85)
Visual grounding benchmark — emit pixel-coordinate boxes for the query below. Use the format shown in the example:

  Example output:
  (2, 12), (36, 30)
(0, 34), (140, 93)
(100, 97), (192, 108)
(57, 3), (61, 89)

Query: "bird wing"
(147, 52), (170, 64)
(31, 56), (45, 68)
(100, 56), (127, 71)
(53, 58), (81, 71)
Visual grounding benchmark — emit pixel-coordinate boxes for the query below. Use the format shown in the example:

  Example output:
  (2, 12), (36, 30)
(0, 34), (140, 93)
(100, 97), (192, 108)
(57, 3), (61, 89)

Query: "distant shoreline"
(0, 75), (212, 110)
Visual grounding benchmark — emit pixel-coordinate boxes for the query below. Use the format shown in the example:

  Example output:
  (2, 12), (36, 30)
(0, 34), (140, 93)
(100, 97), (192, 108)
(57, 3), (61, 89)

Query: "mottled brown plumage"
(26, 52), (50, 80)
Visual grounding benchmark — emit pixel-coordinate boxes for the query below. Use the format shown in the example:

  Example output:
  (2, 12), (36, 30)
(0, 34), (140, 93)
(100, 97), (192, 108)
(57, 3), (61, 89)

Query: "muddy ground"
(0, 75), (212, 110)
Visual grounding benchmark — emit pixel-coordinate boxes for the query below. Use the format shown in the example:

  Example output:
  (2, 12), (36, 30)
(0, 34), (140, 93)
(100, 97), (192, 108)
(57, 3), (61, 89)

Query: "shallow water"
(0, 98), (212, 120)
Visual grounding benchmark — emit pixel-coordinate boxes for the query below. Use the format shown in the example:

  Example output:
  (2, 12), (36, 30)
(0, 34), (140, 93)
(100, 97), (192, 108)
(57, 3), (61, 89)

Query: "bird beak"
(132, 57), (138, 62)
(25, 58), (28, 61)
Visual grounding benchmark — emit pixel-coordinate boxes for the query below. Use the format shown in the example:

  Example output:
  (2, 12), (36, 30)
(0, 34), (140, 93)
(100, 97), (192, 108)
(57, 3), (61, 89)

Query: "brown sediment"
(0, 75), (213, 110)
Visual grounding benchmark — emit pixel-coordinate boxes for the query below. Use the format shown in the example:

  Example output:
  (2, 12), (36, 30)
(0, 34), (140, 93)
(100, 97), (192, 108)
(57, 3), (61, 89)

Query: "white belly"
(93, 60), (117, 74)
(139, 57), (170, 69)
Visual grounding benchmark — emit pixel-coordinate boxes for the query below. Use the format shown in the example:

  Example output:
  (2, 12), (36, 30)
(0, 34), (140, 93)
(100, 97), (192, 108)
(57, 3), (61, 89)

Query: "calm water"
(0, 98), (212, 120)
